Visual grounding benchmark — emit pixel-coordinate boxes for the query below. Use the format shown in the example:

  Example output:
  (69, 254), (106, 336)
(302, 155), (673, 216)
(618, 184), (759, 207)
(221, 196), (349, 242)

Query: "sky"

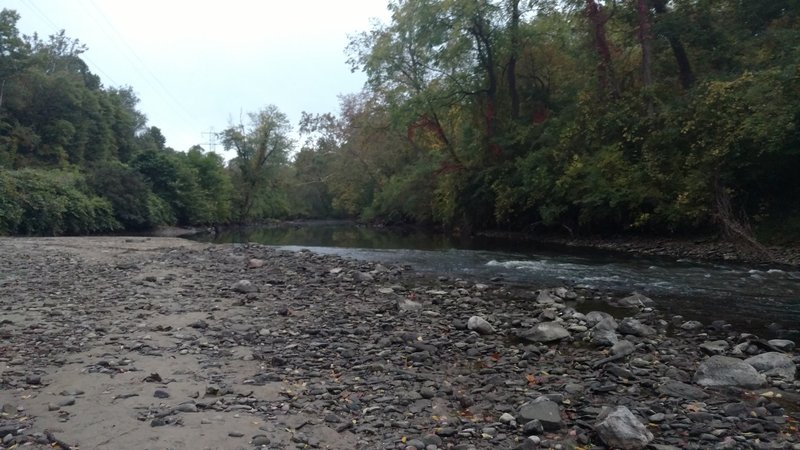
(8, 0), (390, 158)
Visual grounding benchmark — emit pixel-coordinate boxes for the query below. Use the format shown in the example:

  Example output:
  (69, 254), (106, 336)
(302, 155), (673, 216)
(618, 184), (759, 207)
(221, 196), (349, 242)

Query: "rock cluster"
(0, 237), (798, 449)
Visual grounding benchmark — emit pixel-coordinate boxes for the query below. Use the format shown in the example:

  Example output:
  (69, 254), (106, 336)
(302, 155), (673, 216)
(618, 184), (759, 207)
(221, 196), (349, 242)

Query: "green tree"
(221, 105), (293, 221)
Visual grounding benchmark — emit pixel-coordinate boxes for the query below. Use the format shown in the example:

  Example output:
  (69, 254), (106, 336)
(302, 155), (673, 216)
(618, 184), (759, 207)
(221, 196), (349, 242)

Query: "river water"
(191, 222), (800, 339)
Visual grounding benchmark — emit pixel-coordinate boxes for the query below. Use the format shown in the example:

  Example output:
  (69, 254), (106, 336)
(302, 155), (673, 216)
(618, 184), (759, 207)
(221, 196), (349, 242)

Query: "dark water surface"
(191, 222), (800, 338)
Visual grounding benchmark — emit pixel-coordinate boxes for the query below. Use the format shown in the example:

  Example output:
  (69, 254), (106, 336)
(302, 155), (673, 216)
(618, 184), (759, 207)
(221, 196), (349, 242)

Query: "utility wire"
(80, 0), (198, 127)
(18, 0), (119, 85)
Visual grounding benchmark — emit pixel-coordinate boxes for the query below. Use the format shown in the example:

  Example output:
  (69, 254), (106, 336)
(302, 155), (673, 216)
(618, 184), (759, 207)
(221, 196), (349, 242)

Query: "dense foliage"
(293, 0), (800, 241)
(0, 9), (235, 234)
(2, 2), (799, 242)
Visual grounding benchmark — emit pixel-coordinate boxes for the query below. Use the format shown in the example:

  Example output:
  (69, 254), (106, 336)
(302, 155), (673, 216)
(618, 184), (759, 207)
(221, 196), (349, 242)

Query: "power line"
(18, 0), (119, 85)
(80, 0), (198, 127)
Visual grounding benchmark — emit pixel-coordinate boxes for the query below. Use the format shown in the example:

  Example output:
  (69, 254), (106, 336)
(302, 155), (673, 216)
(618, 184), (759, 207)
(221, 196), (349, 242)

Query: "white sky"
(8, 0), (389, 157)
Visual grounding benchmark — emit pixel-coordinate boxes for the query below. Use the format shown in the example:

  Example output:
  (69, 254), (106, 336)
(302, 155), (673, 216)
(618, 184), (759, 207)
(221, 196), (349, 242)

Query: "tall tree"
(221, 105), (292, 221)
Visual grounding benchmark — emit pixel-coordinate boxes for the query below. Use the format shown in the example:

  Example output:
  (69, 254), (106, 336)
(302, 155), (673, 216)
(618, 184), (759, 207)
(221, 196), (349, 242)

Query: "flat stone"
(616, 293), (655, 308)
(767, 339), (795, 352)
(658, 380), (709, 400)
(519, 322), (570, 343)
(518, 400), (562, 431)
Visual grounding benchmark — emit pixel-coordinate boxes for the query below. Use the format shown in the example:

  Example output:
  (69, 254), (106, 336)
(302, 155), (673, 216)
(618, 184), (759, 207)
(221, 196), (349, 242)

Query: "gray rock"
(611, 340), (635, 356)
(699, 340), (730, 355)
(693, 355), (766, 389)
(680, 320), (704, 331)
(522, 419), (544, 435)
(595, 406), (654, 449)
(767, 339), (795, 352)
(248, 258), (265, 268)
(499, 412), (515, 423)
(251, 435), (271, 446)
(616, 293), (655, 308)
(153, 389), (170, 399)
(618, 318), (656, 337)
(353, 271), (374, 282)
(744, 352), (796, 380)
(591, 328), (619, 347)
(658, 380), (709, 400)
(232, 280), (257, 293)
(467, 316), (495, 335)
(519, 322), (570, 343)
(536, 290), (559, 305)
(518, 400), (562, 431)
(173, 403), (196, 413)
(397, 298), (423, 312)
(586, 311), (617, 328)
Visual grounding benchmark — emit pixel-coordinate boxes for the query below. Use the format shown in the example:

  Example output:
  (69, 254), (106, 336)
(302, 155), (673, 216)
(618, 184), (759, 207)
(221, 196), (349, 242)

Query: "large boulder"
(744, 352), (796, 380)
(595, 406), (653, 449)
(519, 322), (570, 343)
(693, 355), (766, 389)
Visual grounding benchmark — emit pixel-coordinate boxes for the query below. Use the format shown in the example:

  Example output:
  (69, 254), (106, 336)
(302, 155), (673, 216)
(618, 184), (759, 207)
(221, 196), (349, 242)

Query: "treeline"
(2, 2), (800, 241)
(293, 0), (800, 242)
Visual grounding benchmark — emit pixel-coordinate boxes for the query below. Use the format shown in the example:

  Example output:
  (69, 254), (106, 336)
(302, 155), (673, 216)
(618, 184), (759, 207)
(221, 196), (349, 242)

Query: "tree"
(221, 105), (293, 221)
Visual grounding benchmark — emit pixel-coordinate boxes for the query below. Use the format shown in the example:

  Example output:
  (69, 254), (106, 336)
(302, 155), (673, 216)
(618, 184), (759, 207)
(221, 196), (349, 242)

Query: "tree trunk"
(585, 0), (616, 97)
(653, 0), (695, 89)
(507, 0), (521, 120)
(637, 0), (653, 87)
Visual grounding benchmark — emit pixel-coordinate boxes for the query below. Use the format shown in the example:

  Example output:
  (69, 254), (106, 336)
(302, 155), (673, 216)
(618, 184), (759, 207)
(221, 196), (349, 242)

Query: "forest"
(1, 1), (799, 243)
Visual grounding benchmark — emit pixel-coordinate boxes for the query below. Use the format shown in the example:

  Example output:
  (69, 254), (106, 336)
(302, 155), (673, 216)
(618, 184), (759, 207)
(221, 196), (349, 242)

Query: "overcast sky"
(8, 0), (389, 157)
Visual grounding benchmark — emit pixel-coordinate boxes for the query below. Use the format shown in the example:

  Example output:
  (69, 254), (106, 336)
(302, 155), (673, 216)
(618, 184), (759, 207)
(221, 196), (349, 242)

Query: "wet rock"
(744, 352), (797, 380)
(519, 322), (570, 343)
(595, 406), (653, 449)
(694, 355), (766, 389)
(518, 399), (562, 431)
(467, 316), (495, 335)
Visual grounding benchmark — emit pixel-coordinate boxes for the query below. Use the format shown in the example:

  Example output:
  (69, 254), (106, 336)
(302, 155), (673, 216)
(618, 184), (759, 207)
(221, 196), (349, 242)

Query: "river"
(190, 221), (800, 339)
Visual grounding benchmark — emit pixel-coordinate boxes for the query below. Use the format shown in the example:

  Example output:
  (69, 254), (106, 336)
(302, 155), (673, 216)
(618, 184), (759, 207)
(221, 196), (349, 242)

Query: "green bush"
(0, 168), (121, 235)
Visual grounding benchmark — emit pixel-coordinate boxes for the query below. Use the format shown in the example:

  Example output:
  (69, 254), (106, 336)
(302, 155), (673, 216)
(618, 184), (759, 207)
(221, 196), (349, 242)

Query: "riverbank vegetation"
(1, 2), (799, 242)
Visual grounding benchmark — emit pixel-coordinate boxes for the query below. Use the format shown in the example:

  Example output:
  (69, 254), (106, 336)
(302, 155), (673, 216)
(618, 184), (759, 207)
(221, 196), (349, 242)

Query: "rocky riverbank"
(1, 237), (798, 449)
(477, 232), (800, 268)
